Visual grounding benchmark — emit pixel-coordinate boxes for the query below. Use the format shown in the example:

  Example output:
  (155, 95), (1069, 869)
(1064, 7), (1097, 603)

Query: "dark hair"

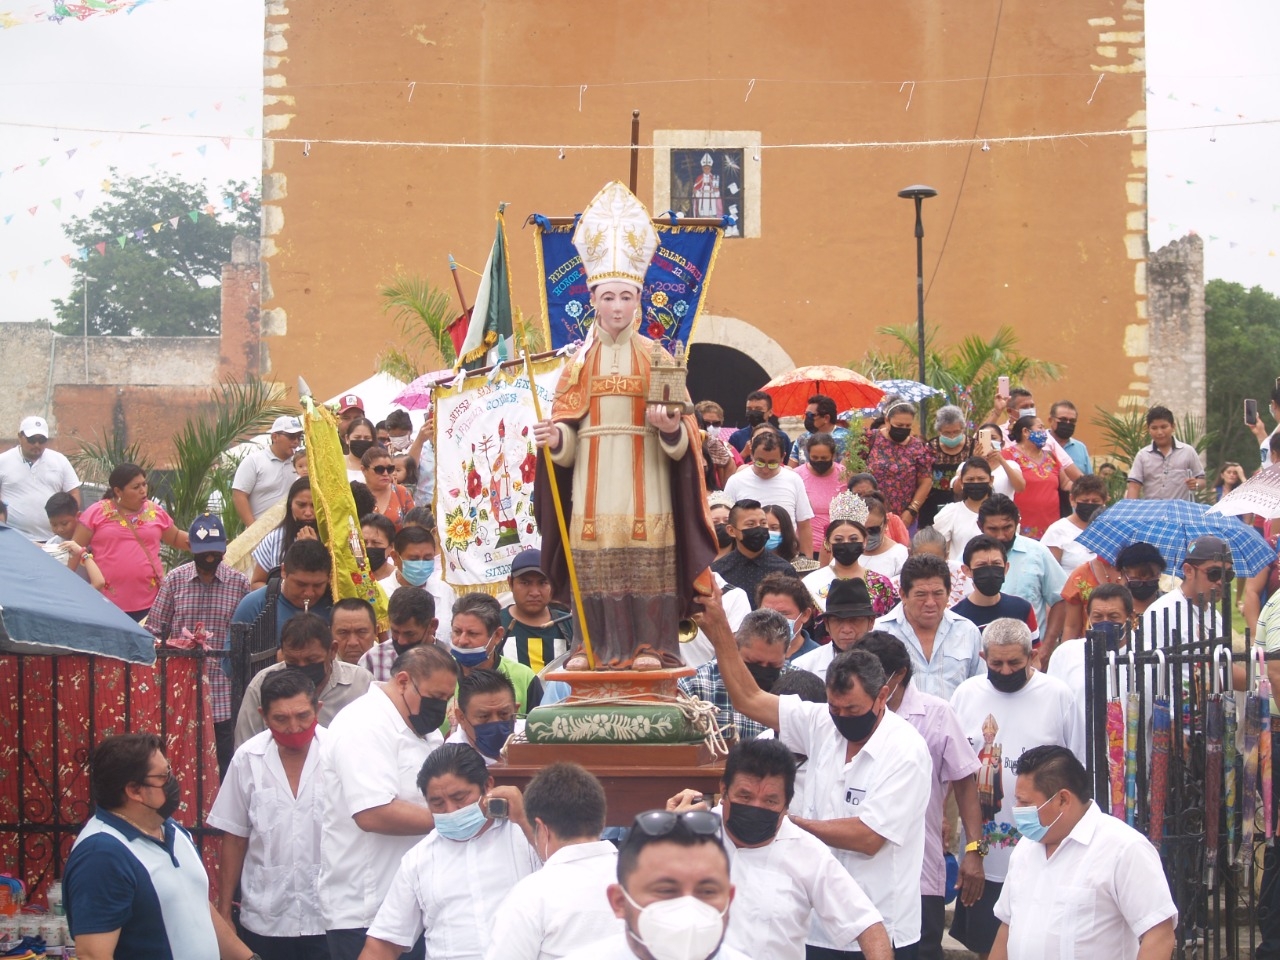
(394, 523), (436, 554)
(1115, 541), (1165, 573)
(349, 481), (376, 519)
(770, 668), (827, 702)
(861, 492), (886, 520)
(394, 454), (419, 486)
(280, 612), (332, 652)
(755, 571), (816, 615)
(388, 587), (436, 627)
(453, 592), (502, 635)
(0, 499), (6, 520)
(391, 642), (459, 681)
(1088, 582), (1135, 618)
(360, 511), (397, 546)
(729, 499), (763, 527)
(617, 814), (729, 886)
(1010, 415), (1037, 443)
(852, 629), (913, 688)
(345, 416), (377, 441)
(958, 456), (993, 480)
(360, 445), (393, 469)
(763, 505), (801, 561)
(457, 668), (516, 713)
(963, 534), (1008, 568)
(401, 505), (434, 530)
(107, 463), (146, 497)
(282, 538), (332, 576)
(723, 738), (797, 804)
(385, 409), (412, 431)
(846, 472), (877, 492)
(808, 395), (837, 421)
(416, 742), (489, 796)
(1266, 433), (1280, 458)
(523, 762), (607, 840)
(1008, 387), (1032, 405)
(44, 491), (79, 518)
(750, 432), (782, 455)
(804, 431), (836, 458)
(1071, 474), (1108, 499)
(332, 597), (377, 629)
(978, 493), (1020, 527)
(746, 390), (773, 408)
(1146, 405), (1175, 427)
(1014, 744), (1092, 801)
(90, 733), (164, 810)
(1050, 400), (1077, 418)
(826, 647), (887, 698)
(261, 668), (318, 711)
(277, 477), (315, 556)
(825, 517), (867, 541)
(900, 554), (952, 595)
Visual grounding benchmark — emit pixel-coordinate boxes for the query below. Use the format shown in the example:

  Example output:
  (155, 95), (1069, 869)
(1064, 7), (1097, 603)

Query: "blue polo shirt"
(64, 809), (218, 960)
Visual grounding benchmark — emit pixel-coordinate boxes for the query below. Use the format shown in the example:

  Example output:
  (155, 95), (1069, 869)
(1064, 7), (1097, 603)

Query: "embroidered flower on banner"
(443, 506), (476, 553)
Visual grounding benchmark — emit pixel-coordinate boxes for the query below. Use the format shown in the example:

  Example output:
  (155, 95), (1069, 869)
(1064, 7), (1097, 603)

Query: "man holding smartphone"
(1246, 381), (1280, 468)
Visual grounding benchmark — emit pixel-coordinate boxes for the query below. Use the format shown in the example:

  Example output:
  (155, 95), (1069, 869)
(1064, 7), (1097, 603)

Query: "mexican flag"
(456, 204), (514, 371)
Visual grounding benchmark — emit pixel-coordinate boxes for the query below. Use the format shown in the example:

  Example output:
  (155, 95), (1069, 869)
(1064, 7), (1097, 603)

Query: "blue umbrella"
(0, 524), (156, 664)
(1075, 499), (1276, 577)
(841, 378), (946, 419)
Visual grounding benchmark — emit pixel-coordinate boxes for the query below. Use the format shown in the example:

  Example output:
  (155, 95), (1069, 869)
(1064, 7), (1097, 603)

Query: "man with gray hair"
(679, 608), (794, 741)
(947, 617), (1083, 959)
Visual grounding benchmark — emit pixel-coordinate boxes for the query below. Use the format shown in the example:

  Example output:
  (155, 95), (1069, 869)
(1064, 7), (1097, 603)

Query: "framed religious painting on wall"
(652, 131), (761, 239)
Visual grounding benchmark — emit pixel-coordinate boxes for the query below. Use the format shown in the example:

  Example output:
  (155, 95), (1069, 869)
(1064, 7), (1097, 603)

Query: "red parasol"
(760, 365), (885, 417)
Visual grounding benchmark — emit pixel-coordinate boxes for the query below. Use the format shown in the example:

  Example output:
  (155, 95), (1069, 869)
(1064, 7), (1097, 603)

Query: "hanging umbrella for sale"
(1205, 647), (1226, 885)
(1125, 650), (1140, 826)
(1210, 461), (1280, 520)
(1076, 498), (1277, 577)
(1149, 650), (1171, 849)
(1241, 651), (1263, 865)
(1107, 651), (1127, 820)
(1261, 648), (1274, 839)
(1223, 649), (1240, 854)
(761, 365), (885, 418)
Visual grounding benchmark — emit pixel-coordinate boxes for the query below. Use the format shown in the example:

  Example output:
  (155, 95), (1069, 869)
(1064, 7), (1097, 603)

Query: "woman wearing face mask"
(920, 405), (974, 528)
(855, 494), (909, 580)
(363, 446), (416, 529)
(1001, 416), (1070, 540)
(1040, 474), (1108, 575)
(250, 477), (318, 588)
(707, 492), (736, 561)
(795, 433), (847, 564)
(449, 593), (543, 714)
(361, 744), (540, 960)
(863, 397), (934, 531)
(345, 417), (379, 480)
(763, 504), (818, 574)
(802, 493), (901, 617)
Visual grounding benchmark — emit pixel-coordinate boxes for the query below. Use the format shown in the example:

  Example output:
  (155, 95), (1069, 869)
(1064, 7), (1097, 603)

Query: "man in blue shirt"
(64, 733), (255, 960)
(230, 539), (334, 649)
(1046, 401), (1092, 475)
(727, 390), (792, 456)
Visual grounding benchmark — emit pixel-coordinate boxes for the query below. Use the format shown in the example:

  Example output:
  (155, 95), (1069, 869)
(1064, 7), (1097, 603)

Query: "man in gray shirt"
(1126, 405), (1205, 501)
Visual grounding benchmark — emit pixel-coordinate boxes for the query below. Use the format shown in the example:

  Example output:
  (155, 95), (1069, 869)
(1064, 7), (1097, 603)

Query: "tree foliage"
(1204, 279), (1280, 475)
(49, 170), (260, 337)
(377, 274), (459, 380)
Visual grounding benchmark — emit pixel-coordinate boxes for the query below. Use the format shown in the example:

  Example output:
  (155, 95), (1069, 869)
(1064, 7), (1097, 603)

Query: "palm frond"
(380, 273), (457, 375)
(70, 431), (155, 488)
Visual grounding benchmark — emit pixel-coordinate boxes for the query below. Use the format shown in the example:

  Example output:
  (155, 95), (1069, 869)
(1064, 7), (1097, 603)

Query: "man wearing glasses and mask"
(1140, 535), (1228, 647)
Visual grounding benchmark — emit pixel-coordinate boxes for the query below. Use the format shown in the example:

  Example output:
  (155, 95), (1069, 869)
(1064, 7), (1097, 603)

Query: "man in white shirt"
(232, 415), (302, 525)
(559, 808), (753, 960)
(722, 432), (815, 550)
(319, 643), (460, 960)
(445, 668), (526, 765)
(666, 738), (892, 960)
(1141, 535), (1228, 649)
(1047, 583), (1135, 735)
(0, 415), (80, 541)
(990, 746), (1177, 960)
(486, 762), (622, 960)
(948, 618), (1084, 959)
(209, 669), (329, 959)
(874, 554), (983, 699)
(696, 583), (932, 954)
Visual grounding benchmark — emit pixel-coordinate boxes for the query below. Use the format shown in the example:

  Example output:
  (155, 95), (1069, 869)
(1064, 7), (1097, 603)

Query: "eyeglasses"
(1200, 566), (1228, 583)
(369, 464), (395, 475)
(628, 809), (723, 841)
(704, 421), (723, 429)
(753, 460), (781, 471)
(25, 437), (48, 445)
(139, 770), (172, 785)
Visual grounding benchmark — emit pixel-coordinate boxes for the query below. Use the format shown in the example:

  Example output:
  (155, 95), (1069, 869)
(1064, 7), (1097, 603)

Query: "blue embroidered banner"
(532, 219), (725, 352)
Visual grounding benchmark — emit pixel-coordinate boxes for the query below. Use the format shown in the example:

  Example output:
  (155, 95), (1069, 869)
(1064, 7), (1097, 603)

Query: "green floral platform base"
(525, 666), (705, 745)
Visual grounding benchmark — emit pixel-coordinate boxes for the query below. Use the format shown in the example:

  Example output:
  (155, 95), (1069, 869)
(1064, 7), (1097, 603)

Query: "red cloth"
(0, 652), (222, 908)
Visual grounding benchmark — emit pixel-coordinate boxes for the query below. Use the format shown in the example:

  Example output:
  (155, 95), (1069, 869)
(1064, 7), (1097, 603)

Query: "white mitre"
(572, 181), (658, 289)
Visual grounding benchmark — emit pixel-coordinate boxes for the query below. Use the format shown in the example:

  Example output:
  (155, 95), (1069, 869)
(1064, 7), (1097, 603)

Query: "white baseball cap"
(19, 416), (50, 439)
(271, 415), (303, 435)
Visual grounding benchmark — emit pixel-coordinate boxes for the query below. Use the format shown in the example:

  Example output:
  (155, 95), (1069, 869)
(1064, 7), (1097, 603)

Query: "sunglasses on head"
(369, 464), (395, 475)
(628, 809), (723, 842)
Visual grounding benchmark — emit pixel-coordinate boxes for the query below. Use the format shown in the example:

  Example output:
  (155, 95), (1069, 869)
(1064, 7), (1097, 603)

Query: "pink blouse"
(80, 498), (174, 613)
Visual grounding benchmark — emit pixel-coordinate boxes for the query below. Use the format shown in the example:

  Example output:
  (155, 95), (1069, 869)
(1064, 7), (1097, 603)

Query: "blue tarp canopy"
(0, 523), (156, 664)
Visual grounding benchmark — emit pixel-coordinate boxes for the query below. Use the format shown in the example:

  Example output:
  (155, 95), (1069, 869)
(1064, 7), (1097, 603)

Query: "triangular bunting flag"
(60, 254), (72, 266)
(101, 180), (112, 191)
(66, 149), (77, 159)
(90, 140), (101, 148)
(8, 271), (17, 282)
(117, 236), (127, 247)
(134, 229), (146, 239)
(220, 138), (231, 150)
(38, 157), (49, 166)
(152, 223), (163, 233)
(203, 204), (217, 215)
(197, 145), (207, 156)
(169, 217), (179, 228)
(28, 206), (37, 215)
(95, 242), (106, 255)
(244, 127), (254, 137)
(42, 260), (51, 268)
(75, 190), (84, 200)
(3, 215), (11, 225)
(1230, 241), (1239, 249)
(52, 198), (61, 210)
(188, 110), (198, 119)
(188, 211), (200, 222)
(77, 247), (88, 259)
(214, 101), (223, 110)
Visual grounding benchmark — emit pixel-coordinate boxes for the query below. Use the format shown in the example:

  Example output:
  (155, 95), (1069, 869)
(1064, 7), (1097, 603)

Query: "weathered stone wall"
(1145, 234), (1206, 423)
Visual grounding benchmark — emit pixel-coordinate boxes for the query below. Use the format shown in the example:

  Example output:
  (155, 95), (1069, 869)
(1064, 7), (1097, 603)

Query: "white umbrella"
(1209, 462), (1280, 520)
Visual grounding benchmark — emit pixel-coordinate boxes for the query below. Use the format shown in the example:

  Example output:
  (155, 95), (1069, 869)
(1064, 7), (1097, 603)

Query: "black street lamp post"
(897, 185), (938, 389)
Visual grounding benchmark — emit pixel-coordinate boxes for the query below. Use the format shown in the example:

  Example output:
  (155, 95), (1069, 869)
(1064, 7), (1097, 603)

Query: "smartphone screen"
(998, 376), (1010, 399)
(1246, 399), (1259, 426)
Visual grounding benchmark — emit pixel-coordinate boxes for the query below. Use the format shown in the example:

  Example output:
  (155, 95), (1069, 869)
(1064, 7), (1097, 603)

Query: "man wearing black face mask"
(679, 608), (795, 742)
(361, 588), (438, 681)
(1047, 583), (1136, 736)
(728, 390), (791, 456)
(696, 582), (932, 956)
(948, 618), (1083, 958)
(786, 394), (847, 466)
(65, 733), (255, 960)
(712, 499), (800, 605)
(952, 536), (1040, 644)
(148, 514), (251, 777)
(665, 738), (893, 960)
(319, 643), (459, 960)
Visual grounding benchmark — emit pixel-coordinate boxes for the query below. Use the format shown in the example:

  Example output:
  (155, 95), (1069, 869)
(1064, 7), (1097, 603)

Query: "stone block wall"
(1145, 234), (1206, 423)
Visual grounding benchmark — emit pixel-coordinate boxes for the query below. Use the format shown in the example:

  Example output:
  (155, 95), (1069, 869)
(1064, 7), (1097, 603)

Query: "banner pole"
(521, 345), (596, 669)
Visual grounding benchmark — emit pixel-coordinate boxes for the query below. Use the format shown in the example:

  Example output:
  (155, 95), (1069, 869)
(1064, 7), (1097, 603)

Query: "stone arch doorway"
(688, 314), (794, 430)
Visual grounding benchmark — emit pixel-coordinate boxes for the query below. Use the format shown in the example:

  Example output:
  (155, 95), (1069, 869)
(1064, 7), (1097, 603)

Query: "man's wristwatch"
(965, 839), (990, 857)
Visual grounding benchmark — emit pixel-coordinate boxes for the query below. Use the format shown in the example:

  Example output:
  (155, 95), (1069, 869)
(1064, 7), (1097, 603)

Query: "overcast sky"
(0, 0), (1276, 327)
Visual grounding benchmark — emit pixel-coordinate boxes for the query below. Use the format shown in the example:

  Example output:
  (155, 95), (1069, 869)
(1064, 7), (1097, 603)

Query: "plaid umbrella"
(1075, 498), (1276, 577)
(841, 378), (945, 420)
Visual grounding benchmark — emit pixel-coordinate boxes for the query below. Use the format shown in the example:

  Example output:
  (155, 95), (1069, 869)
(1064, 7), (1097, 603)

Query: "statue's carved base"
(524, 666), (700, 745)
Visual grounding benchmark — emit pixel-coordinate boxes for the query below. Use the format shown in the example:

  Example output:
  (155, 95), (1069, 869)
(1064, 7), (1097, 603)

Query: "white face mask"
(622, 887), (727, 960)
(388, 434), (412, 452)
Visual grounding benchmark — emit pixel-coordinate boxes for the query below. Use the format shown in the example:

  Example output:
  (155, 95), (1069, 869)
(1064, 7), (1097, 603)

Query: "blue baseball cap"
(189, 514), (228, 555)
